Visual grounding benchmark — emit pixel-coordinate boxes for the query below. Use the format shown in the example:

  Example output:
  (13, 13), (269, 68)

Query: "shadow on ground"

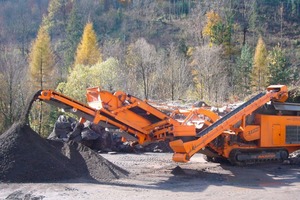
(94, 161), (300, 193)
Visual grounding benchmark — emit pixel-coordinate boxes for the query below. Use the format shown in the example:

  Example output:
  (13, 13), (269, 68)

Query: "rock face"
(0, 122), (128, 183)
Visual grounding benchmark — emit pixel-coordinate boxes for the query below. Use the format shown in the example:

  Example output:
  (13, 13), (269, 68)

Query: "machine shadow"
(152, 162), (300, 192)
(94, 162), (300, 193)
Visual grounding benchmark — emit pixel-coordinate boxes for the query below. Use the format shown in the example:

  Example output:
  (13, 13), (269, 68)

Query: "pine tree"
(64, 2), (83, 67)
(236, 44), (253, 97)
(74, 22), (102, 66)
(203, 11), (222, 45)
(42, 0), (69, 36)
(29, 26), (55, 90)
(267, 45), (292, 85)
(251, 36), (268, 91)
(29, 25), (55, 136)
(202, 10), (232, 46)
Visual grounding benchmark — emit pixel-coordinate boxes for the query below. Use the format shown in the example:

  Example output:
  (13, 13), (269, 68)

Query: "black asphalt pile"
(49, 140), (129, 181)
(171, 166), (185, 175)
(0, 122), (128, 183)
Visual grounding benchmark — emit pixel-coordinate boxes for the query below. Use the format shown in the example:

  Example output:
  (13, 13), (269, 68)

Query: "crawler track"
(228, 148), (289, 165)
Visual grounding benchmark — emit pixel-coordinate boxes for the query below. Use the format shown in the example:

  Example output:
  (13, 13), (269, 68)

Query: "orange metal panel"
(172, 125), (196, 137)
(272, 124), (282, 145)
(259, 115), (300, 147)
(169, 140), (187, 153)
(113, 110), (152, 134)
(240, 125), (261, 141)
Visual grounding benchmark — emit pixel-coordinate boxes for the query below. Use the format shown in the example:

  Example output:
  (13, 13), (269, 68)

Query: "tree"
(0, 47), (28, 133)
(74, 22), (102, 66)
(90, 57), (120, 91)
(202, 10), (232, 46)
(126, 38), (157, 100)
(190, 45), (227, 104)
(267, 45), (292, 85)
(29, 25), (55, 135)
(29, 26), (55, 90)
(64, 2), (83, 67)
(57, 58), (120, 103)
(181, 4), (206, 47)
(238, 0), (258, 45)
(251, 36), (268, 91)
(236, 44), (253, 98)
(42, 0), (70, 37)
(57, 65), (93, 103)
(203, 10), (222, 45)
(164, 43), (190, 100)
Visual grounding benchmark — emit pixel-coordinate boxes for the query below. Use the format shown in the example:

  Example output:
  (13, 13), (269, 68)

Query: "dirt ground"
(1, 152), (299, 200)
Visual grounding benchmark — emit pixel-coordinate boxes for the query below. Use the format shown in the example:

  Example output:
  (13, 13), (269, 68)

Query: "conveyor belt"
(197, 92), (266, 137)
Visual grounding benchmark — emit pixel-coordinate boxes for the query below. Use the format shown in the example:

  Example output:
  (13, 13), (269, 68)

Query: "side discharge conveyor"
(35, 88), (207, 145)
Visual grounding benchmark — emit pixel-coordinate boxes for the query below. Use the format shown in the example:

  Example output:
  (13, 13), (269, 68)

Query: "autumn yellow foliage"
(74, 22), (102, 66)
(251, 36), (269, 91)
(29, 26), (55, 90)
(203, 11), (222, 37)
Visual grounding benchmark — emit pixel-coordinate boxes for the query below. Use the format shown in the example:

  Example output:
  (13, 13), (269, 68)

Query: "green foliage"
(248, 1), (258, 32)
(64, 2), (83, 67)
(203, 10), (232, 46)
(42, 0), (70, 36)
(267, 45), (292, 85)
(90, 57), (120, 91)
(57, 58), (120, 103)
(29, 103), (57, 138)
(57, 64), (92, 103)
(236, 44), (253, 97)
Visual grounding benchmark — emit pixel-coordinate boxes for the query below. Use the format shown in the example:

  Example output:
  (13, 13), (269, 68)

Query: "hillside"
(0, 0), (299, 134)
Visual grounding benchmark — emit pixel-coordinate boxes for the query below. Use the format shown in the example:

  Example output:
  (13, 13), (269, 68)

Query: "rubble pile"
(0, 122), (128, 183)
(289, 150), (300, 165)
(48, 115), (134, 153)
(49, 115), (172, 153)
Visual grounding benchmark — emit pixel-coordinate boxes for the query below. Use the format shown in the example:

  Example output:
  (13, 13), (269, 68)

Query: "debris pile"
(289, 150), (300, 165)
(49, 115), (171, 153)
(0, 122), (128, 183)
(171, 166), (185, 175)
(48, 115), (136, 153)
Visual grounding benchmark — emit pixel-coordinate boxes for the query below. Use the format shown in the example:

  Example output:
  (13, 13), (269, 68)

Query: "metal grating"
(286, 126), (300, 144)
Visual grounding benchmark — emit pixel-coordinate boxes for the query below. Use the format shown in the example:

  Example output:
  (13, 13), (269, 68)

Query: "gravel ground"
(1, 152), (300, 200)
